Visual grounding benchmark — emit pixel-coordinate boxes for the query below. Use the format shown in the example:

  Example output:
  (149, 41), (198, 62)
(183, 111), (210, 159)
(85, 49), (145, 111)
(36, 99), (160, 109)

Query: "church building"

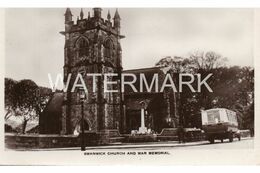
(39, 8), (179, 142)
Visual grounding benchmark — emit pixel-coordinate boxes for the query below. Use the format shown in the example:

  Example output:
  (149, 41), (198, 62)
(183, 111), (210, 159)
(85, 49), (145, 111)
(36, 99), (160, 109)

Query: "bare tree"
(189, 50), (227, 70)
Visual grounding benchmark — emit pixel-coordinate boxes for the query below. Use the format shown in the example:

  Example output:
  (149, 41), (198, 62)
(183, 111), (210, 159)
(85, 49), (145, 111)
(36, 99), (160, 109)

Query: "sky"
(5, 8), (254, 87)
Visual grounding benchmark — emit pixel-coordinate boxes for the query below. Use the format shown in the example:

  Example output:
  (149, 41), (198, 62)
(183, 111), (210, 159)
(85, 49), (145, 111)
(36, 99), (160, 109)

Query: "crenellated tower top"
(61, 8), (124, 38)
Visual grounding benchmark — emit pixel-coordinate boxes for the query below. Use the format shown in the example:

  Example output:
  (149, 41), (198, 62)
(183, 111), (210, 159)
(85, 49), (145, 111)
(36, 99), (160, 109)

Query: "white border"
(0, 0), (260, 8)
(0, 0), (260, 167)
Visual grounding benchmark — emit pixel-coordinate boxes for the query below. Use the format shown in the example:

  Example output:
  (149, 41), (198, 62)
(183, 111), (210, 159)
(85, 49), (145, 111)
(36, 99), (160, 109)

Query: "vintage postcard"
(0, 7), (259, 165)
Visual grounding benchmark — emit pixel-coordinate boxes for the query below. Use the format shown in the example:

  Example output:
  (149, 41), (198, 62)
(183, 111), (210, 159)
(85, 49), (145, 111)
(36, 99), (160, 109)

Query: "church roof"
(42, 92), (63, 115)
(39, 92), (63, 134)
(123, 66), (162, 74)
(122, 66), (168, 94)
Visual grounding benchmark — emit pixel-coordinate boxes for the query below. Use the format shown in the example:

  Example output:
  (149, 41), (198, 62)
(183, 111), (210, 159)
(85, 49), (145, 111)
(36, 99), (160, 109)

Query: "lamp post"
(79, 89), (86, 151)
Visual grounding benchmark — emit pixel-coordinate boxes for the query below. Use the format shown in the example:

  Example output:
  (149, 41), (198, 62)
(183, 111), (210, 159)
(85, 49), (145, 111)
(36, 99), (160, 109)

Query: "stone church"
(39, 8), (179, 140)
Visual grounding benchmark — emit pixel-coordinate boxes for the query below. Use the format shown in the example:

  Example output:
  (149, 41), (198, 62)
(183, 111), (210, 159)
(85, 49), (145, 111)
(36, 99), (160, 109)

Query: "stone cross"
(138, 101), (148, 134)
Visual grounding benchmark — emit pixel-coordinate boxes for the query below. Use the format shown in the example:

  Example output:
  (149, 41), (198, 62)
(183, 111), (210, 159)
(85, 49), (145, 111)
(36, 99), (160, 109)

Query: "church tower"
(60, 8), (124, 138)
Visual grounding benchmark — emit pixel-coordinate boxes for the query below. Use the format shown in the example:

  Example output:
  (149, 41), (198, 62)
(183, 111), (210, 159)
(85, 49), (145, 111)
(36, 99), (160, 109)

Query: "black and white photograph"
(0, 6), (259, 165)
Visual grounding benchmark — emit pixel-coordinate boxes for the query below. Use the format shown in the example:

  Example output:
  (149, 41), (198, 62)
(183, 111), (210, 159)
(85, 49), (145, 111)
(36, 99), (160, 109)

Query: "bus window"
(207, 110), (220, 124)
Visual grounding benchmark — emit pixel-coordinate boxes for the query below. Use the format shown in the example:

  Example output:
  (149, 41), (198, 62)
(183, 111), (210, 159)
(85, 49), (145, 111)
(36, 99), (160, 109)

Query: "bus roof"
(203, 108), (235, 113)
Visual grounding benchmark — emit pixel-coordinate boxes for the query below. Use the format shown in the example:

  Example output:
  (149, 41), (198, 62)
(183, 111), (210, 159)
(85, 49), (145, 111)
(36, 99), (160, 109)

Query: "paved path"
(24, 137), (253, 151)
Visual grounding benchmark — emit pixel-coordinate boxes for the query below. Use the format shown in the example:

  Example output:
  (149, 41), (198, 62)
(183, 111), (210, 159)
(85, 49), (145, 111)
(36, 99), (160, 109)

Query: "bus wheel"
(209, 137), (215, 144)
(229, 133), (233, 142)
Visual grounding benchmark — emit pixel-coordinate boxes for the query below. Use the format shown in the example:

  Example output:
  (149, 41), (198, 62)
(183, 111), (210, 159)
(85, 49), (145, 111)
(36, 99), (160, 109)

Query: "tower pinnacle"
(107, 10), (111, 21)
(64, 8), (73, 22)
(113, 9), (121, 31)
(114, 8), (121, 20)
(80, 8), (84, 20)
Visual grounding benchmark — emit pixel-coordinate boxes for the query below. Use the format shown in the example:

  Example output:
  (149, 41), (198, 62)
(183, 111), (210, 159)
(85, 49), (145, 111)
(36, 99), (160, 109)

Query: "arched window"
(76, 38), (89, 57)
(80, 120), (90, 131)
(73, 119), (91, 135)
(103, 39), (114, 59)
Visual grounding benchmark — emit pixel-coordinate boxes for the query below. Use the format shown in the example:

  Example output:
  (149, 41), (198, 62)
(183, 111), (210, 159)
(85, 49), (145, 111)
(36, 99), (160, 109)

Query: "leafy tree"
(155, 51), (254, 132)
(4, 78), (17, 120)
(5, 78), (52, 133)
(156, 56), (194, 73)
(156, 56), (196, 127)
(12, 80), (39, 134)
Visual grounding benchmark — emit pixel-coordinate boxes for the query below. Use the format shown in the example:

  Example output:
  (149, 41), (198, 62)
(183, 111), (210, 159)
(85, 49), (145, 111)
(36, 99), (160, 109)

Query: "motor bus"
(201, 108), (241, 144)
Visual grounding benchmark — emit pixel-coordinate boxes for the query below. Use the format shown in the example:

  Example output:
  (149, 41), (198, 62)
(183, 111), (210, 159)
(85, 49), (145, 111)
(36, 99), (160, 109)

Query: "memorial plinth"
(138, 104), (148, 134)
